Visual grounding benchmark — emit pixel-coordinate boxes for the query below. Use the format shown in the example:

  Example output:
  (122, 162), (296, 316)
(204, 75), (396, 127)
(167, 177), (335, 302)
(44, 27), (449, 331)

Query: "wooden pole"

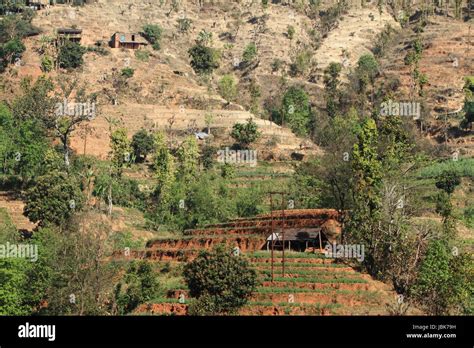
(319, 231), (323, 264)
(281, 193), (285, 279)
(270, 194), (274, 282)
(319, 231), (323, 251)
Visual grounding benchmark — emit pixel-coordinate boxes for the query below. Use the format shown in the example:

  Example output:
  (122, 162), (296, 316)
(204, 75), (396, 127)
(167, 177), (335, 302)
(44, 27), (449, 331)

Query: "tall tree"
(323, 62), (342, 118)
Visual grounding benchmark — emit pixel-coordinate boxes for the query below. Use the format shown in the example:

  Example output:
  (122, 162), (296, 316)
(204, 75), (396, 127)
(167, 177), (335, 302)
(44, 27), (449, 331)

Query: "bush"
(188, 44), (219, 75)
(141, 24), (163, 50)
(0, 38), (25, 70)
(435, 170), (461, 195)
(230, 118), (261, 149)
(220, 163), (235, 179)
(177, 18), (193, 33)
(114, 261), (160, 314)
(242, 42), (257, 66)
(121, 67), (135, 78)
(40, 55), (53, 72)
(287, 25), (295, 40)
(131, 129), (154, 162)
(24, 171), (83, 226)
(58, 41), (86, 69)
(289, 49), (311, 77)
(413, 240), (473, 315)
(218, 74), (237, 102)
(184, 246), (257, 315)
(278, 86), (312, 136)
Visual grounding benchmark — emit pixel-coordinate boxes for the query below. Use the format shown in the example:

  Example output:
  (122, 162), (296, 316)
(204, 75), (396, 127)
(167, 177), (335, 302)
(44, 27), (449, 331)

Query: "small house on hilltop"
(110, 32), (148, 49)
(57, 28), (82, 43)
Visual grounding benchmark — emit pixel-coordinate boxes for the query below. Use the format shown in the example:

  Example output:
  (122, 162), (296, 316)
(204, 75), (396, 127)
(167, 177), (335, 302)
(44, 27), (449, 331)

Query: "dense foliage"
(184, 246), (257, 315)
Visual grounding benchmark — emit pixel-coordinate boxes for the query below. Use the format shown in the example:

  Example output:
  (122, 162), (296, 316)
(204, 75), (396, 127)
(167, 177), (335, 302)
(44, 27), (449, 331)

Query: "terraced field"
(112, 209), (409, 316)
(133, 252), (399, 316)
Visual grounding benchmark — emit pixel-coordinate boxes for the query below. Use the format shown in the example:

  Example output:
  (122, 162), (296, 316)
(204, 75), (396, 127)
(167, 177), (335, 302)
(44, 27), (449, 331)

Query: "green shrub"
(114, 261), (160, 314)
(58, 41), (86, 69)
(188, 44), (219, 75)
(242, 42), (257, 66)
(141, 24), (163, 50)
(218, 74), (237, 102)
(177, 18), (193, 33)
(0, 38), (25, 70)
(413, 240), (473, 315)
(287, 25), (295, 40)
(230, 118), (261, 149)
(131, 129), (154, 162)
(289, 49), (311, 76)
(121, 67), (135, 78)
(24, 171), (84, 227)
(278, 85), (312, 136)
(184, 246), (257, 315)
(435, 170), (461, 195)
(40, 55), (53, 72)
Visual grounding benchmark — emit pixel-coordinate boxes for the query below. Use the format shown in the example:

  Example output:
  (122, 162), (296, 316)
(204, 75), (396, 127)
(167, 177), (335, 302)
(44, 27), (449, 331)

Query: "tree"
(153, 131), (176, 208)
(0, 102), (49, 181)
(54, 77), (97, 167)
(323, 62), (342, 118)
(184, 246), (257, 315)
(42, 215), (118, 315)
(404, 38), (427, 97)
(178, 173), (234, 229)
(0, 211), (31, 315)
(0, 37), (25, 71)
(248, 79), (261, 115)
(58, 41), (86, 69)
(287, 25), (295, 40)
(347, 118), (383, 275)
(413, 240), (473, 315)
(218, 75), (237, 103)
(12, 76), (56, 127)
(279, 86), (312, 136)
(200, 144), (216, 170)
(110, 128), (131, 178)
(242, 42), (257, 67)
(23, 171), (83, 227)
(131, 129), (154, 162)
(355, 54), (379, 102)
(435, 171), (461, 195)
(188, 44), (219, 75)
(0, 257), (30, 315)
(176, 136), (199, 184)
(351, 118), (383, 213)
(141, 24), (163, 50)
(462, 76), (474, 128)
(114, 261), (160, 314)
(230, 118), (261, 149)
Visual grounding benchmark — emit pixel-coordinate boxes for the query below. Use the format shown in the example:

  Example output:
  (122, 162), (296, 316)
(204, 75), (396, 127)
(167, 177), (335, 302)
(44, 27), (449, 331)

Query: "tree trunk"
(107, 184), (113, 217)
(63, 138), (70, 167)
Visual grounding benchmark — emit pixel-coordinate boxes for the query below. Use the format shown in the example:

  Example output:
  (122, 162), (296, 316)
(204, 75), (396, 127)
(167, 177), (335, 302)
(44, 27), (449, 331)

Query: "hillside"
(0, 0), (472, 319)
